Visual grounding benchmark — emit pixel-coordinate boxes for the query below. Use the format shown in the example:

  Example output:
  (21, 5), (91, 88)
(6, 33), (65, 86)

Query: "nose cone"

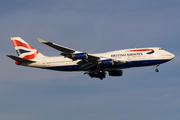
(163, 51), (175, 60)
(171, 53), (175, 60)
(167, 53), (175, 60)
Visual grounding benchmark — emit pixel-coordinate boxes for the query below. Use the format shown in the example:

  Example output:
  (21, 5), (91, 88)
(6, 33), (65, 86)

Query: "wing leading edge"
(37, 38), (100, 60)
(37, 38), (75, 53)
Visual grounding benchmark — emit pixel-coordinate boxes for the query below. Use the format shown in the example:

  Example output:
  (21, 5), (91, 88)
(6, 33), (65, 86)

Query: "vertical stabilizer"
(11, 37), (45, 60)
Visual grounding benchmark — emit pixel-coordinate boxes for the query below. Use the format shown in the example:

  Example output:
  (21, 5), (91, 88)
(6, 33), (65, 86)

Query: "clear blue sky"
(1, 0), (180, 120)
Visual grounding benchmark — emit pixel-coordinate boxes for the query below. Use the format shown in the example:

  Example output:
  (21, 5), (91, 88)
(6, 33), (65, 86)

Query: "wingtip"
(6, 55), (13, 57)
(6, 55), (10, 57)
(37, 38), (47, 43)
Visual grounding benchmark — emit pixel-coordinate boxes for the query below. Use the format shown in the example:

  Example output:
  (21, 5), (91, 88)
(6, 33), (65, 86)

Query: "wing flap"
(84, 64), (97, 70)
(77, 60), (97, 70)
(87, 54), (100, 61)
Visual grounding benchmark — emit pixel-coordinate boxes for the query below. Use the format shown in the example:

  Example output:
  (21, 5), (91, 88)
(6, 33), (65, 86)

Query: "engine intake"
(109, 70), (123, 76)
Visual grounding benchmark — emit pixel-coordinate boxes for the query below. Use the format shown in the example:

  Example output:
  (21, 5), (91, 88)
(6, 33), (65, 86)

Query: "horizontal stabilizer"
(6, 55), (36, 63)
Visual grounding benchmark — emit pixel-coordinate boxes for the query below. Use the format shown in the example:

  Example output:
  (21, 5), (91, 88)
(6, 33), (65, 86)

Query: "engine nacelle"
(98, 59), (114, 66)
(109, 70), (123, 76)
(72, 53), (88, 59)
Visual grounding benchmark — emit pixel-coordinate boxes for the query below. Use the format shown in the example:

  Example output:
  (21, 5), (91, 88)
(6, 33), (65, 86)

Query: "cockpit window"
(159, 48), (163, 50)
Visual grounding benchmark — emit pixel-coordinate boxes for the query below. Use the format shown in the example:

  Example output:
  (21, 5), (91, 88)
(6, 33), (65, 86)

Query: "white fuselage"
(21, 47), (175, 71)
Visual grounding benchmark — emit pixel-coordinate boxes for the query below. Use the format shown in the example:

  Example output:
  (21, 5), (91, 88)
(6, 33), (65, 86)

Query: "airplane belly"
(43, 60), (84, 71)
(44, 65), (84, 71)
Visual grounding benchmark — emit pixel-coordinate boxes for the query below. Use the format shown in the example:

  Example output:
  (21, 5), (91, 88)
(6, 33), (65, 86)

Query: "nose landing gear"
(155, 64), (159, 72)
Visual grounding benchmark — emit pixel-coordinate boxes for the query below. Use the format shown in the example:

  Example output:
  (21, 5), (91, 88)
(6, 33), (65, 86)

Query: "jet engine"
(72, 53), (88, 59)
(98, 59), (114, 66)
(61, 52), (88, 60)
(109, 70), (123, 76)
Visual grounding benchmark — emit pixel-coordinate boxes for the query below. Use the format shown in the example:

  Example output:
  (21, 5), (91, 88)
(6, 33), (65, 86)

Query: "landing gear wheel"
(155, 64), (159, 72)
(155, 69), (159, 72)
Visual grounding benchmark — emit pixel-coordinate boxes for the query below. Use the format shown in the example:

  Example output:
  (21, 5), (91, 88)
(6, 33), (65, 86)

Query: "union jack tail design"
(11, 37), (45, 60)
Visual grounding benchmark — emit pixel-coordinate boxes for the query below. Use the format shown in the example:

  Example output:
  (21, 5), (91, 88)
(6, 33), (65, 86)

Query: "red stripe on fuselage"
(130, 49), (154, 52)
(23, 51), (39, 60)
(12, 40), (34, 49)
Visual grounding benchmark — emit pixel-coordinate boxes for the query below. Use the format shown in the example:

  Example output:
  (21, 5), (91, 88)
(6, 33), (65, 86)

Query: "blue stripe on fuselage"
(44, 59), (170, 71)
(45, 65), (84, 71)
(107, 59), (170, 69)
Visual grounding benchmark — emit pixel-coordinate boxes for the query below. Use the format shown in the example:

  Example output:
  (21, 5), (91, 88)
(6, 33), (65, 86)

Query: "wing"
(38, 38), (100, 60)
(37, 38), (125, 70)
(37, 38), (75, 53)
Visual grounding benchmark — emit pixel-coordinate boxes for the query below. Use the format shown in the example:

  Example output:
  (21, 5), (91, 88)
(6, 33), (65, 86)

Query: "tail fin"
(11, 37), (45, 60)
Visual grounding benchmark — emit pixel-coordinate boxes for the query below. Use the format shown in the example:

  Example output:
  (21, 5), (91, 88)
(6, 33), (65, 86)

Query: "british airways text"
(111, 53), (143, 57)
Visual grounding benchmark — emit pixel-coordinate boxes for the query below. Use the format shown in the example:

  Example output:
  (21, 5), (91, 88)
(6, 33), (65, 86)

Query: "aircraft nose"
(163, 52), (175, 60)
(167, 53), (175, 60)
(171, 53), (175, 59)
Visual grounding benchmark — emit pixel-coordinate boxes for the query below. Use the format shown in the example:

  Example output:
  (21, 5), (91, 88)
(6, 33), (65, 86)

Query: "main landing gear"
(85, 70), (106, 80)
(155, 64), (159, 72)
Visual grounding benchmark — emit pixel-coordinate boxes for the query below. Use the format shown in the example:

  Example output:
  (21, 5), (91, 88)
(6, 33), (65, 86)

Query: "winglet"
(37, 38), (47, 43)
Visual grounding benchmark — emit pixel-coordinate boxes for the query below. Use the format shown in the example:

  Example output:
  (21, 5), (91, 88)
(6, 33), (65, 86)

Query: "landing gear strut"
(155, 64), (159, 72)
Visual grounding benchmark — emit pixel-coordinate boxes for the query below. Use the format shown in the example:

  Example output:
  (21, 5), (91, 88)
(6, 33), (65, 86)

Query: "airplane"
(7, 37), (175, 80)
